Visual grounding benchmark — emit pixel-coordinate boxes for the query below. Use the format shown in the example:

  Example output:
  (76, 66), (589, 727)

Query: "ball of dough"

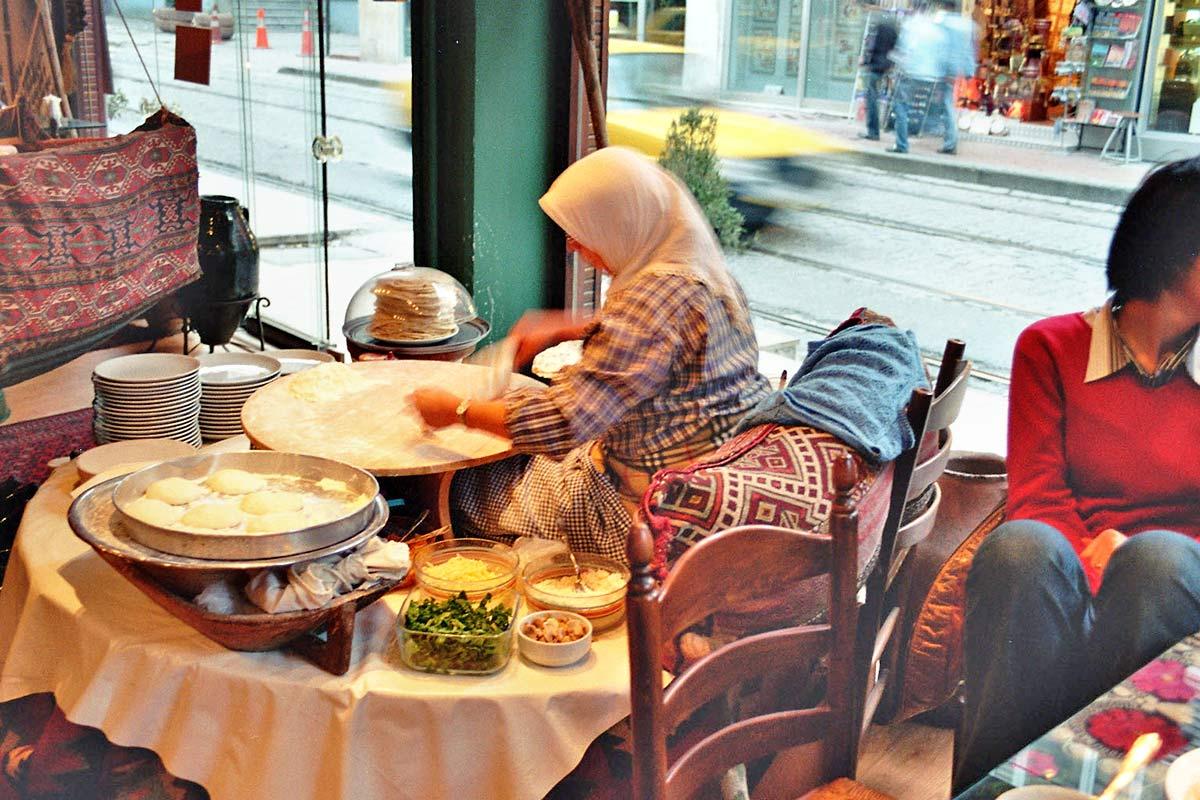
(180, 502), (243, 530)
(246, 511), (308, 534)
(125, 497), (184, 527)
(204, 469), (267, 495)
(144, 476), (208, 506)
(241, 491), (305, 515)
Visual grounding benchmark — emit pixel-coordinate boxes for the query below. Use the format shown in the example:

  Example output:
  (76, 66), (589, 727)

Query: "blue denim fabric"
(954, 520), (1200, 791)
(893, 77), (957, 152)
(865, 71), (884, 138)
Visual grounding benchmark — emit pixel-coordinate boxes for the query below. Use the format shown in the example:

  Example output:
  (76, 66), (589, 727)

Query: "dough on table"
(145, 476), (208, 506)
(125, 497), (184, 527)
(204, 469), (267, 495)
(180, 502), (243, 530)
(241, 491), (306, 515)
(247, 511), (309, 533)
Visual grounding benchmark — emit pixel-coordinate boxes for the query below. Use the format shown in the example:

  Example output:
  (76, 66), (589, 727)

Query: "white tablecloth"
(0, 466), (632, 800)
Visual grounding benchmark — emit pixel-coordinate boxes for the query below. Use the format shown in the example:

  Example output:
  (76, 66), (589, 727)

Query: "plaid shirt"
(505, 271), (770, 472)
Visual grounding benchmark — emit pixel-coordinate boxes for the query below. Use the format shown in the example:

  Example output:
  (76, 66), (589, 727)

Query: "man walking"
(889, 0), (977, 155)
(860, 13), (899, 141)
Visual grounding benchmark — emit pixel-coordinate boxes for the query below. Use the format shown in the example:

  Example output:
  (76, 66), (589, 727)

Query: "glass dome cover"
(343, 263), (477, 345)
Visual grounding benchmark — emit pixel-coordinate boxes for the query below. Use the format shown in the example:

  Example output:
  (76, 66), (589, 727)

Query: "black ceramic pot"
(180, 195), (260, 346)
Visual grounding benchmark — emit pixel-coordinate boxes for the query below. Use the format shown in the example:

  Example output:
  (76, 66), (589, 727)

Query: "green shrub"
(657, 107), (745, 249)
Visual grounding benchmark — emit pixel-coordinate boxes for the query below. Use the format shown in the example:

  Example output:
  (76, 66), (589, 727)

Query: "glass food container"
(398, 589), (520, 675)
(521, 553), (631, 632)
(342, 264), (477, 346)
(413, 538), (519, 601)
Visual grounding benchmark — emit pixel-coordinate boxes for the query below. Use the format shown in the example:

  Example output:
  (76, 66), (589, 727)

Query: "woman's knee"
(969, 519), (1078, 590)
(1103, 530), (1200, 591)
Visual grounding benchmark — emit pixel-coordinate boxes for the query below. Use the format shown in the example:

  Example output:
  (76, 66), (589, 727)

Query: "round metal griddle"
(111, 451), (380, 560)
(343, 315), (490, 362)
(69, 478), (389, 596)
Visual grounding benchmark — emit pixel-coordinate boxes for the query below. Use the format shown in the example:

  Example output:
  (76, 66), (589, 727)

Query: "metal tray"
(111, 451), (380, 560)
(70, 478), (388, 596)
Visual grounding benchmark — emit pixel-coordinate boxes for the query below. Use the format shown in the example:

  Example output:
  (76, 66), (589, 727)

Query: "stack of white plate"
(92, 354), (202, 447)
(198, 353), (281, 441)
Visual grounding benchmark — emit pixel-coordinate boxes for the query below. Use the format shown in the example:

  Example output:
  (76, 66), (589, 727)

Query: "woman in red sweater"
(955, 159), (1200, 790)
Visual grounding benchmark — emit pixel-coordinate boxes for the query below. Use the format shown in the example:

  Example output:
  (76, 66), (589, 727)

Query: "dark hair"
(1107, 157), (1200, 304)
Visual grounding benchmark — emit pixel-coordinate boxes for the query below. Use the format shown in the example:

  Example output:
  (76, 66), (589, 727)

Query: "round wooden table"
(240, 360), (542, 524)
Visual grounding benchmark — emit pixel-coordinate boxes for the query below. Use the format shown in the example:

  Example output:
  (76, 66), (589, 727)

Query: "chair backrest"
(627, 454), (862, 800)
(855, 339), (971, 745)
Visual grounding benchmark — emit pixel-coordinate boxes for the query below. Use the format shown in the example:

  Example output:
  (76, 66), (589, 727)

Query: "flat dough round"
(125, 497), (184, 527)
(241, 491), (306, 515)
(145, 476), (208, 506)
(246, 511), (308, 533)
(204, 469), (267, 495)
(180, 502), (243, 530)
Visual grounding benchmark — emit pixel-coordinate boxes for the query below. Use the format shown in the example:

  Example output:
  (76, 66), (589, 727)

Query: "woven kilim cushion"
(0, 112), (201, 387)
(642, 423), (893, 627)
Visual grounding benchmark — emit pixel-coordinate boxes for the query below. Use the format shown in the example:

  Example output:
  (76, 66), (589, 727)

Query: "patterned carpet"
(0, 409), (95, 485)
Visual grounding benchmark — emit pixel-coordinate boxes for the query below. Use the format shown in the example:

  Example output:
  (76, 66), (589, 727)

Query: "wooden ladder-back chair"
(627, 454), (862, 800)
(855, 339), (972, 746)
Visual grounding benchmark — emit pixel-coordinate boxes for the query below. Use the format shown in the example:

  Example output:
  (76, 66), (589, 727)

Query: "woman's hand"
(510, 310), (593, 369)
(410, 388), (462, 429)
(1082, 528), (1127, 575)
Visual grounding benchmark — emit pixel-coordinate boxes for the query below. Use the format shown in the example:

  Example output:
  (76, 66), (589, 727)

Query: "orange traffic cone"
(255, 7), (269, 49)
(299, 9), (314, 56)
(210, 4), (221, 44)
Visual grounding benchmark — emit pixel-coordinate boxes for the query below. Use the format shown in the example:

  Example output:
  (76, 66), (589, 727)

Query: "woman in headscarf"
(411, 147), (770, 560)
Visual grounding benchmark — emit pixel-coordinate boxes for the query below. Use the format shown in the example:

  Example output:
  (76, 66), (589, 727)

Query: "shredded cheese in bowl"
(423, 555), (502, 583)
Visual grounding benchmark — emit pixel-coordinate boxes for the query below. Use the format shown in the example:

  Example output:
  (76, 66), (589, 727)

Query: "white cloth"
(243, 538), (411, 613)
(537, 146), (743, 312)
(0, 467), (633, 800)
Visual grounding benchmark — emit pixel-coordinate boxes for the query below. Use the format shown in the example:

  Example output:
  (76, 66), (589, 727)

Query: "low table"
(955, 633), (1200, 799)
(0, 466), (632, 800)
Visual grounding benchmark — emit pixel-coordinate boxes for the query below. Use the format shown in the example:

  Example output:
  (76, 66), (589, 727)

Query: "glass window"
(728, 0), (804, 96)
(1150, 0), (1200, 132)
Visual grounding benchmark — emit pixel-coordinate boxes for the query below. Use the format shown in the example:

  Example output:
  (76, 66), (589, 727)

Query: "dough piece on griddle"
(145, 476), (208, 506)
(205, 469), (267, 495)
(180, 502), (243, 530)
(125, 497), (185, 527)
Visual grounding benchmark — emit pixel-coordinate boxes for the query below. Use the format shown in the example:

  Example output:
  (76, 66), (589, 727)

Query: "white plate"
(93, 354), (200, 384)
(1166, 749), (1200, 800)
(98, 410), (201, 426)
(94, 382), (200, 399)
(272, 349), (337, 375)
(95, 417), (198, 434)
(196, 353), (281, 386)
(75, 439), (198, 482)
(96, 399), (202, 417)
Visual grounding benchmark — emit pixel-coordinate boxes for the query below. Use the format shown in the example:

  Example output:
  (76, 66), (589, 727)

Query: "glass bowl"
(398, 589), (520, 675)
(521, 553), (630, 632)
(342, 264), (477, 345)
(413, 538), (519, 600)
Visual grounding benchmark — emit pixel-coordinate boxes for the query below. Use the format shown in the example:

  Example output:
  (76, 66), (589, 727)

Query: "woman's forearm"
(461, 399), (511, 440)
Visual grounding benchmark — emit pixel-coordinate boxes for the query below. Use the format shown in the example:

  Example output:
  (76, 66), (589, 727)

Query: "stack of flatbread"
(368, 273), (458, 342)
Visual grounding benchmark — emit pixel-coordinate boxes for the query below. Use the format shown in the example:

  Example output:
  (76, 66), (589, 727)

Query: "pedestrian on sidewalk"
(889, 0), (977, 155)
(860, 12), (899, 141)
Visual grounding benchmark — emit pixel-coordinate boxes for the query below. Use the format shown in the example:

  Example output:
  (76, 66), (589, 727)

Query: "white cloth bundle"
(193, 537), (411, 615)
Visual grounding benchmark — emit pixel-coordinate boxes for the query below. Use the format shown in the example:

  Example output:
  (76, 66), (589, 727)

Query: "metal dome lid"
(343, 263), (478, 345)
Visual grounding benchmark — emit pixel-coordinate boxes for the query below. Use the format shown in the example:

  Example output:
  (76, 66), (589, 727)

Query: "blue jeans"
(954, 520), (1200, 791)
(893, 77), (958, 152)
(865, 71), (884, 138)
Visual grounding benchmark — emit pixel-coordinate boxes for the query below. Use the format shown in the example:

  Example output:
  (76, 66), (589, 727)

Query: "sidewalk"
(786, 110), (1150, 205)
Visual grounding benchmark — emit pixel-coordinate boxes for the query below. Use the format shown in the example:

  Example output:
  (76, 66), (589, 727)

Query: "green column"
(411, 0), (572, 341)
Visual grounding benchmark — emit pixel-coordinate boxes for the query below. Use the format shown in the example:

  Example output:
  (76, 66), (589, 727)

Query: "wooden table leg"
(410, 471), (454, 529)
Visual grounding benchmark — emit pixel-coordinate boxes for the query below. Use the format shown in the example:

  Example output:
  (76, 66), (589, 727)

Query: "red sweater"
(1007, 312), (1200, 590)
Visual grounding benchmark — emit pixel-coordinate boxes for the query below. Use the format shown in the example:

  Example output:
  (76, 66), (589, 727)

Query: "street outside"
(106, 18), (1124, 437)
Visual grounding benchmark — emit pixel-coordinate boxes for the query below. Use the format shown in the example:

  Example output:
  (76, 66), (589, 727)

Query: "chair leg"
(1100, 123), (1120, 161)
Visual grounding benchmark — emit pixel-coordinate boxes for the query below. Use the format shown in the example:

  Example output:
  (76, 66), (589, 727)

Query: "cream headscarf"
(537, 147), (744, 312)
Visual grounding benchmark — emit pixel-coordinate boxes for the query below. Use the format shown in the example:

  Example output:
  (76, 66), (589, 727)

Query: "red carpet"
(0, 409), (95, 485)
